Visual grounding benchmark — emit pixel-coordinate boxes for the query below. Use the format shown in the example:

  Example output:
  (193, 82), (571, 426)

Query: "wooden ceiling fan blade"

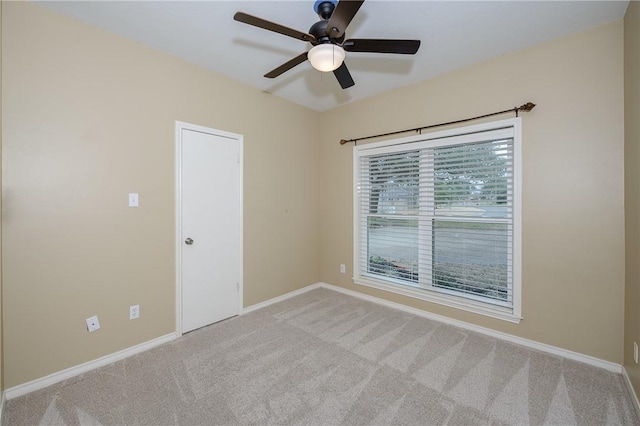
(343, 39), (421, 54)
(264, 52), (309, 78)
(234, 12), (316, 42)
(326, 0), (365, 40)
(333, 62), (355, 89)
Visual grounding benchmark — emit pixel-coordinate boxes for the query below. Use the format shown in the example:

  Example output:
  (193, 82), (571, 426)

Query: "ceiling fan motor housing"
(309, 19), (344, 46)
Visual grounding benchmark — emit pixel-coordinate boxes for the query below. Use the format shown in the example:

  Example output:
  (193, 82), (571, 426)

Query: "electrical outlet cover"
(130, 304), (140, 320)
(86, 315), (100, 332)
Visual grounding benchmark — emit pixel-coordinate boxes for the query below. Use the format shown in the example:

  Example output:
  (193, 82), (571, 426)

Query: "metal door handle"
(185, 238), (194, 245)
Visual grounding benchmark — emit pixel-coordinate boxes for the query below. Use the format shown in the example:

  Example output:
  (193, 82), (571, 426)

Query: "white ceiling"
(36, 0), (629, 112)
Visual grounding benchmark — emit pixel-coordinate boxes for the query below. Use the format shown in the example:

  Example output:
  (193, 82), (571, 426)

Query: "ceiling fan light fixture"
(308, 44), (345, 72)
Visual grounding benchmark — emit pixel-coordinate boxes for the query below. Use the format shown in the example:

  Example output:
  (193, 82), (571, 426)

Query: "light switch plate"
(128, 193), (139, 207)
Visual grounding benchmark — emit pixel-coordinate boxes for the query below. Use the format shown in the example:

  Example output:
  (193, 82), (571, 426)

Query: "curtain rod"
(339, 102), (536, 145)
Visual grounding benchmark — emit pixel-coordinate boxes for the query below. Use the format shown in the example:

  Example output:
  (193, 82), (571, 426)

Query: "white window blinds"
(354, 122), (521, 319)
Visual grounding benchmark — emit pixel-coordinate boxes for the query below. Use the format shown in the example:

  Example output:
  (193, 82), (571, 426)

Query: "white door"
(177, 123), (242, 334)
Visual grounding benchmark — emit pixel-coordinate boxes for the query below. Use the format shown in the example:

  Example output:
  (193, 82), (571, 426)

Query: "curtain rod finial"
(339, 139), (349, 145)
(520, 102), (536, 112)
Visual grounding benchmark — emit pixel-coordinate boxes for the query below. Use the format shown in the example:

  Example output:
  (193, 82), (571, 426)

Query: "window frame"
(353, 118), (522, 323)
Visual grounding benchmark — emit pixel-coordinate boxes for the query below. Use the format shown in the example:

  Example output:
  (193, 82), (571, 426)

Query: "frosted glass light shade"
(308, 44), (345, 72)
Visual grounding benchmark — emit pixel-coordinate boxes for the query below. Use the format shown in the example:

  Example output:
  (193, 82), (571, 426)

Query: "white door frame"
(175, 121), (244, 336)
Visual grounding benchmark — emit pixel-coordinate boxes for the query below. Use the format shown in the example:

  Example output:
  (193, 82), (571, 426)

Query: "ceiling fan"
(234, 0), (421, 89)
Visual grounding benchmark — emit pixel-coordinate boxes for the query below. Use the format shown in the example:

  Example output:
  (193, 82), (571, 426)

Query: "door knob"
(185, 238), (194, 245)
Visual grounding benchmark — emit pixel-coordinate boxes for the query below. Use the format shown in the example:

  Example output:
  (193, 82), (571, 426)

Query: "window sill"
(353, 276), (522, 324)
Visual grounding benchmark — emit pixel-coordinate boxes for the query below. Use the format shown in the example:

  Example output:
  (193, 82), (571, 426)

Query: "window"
(353, 119), (521, 322)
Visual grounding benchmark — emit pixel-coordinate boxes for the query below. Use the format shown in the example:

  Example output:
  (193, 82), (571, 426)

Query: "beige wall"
(625, 0), (640, 396)
(1, 2), (320, 388)
(319, 21), (625, 363)
(0, 0), (4, 394)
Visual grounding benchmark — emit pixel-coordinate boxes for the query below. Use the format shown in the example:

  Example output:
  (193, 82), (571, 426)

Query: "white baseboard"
(242, 283), (321, 314)
(5, 332), (178, 400)
(623, 367), (640, 418)
(316, 282), (623, 374)
(0, 390), (5, 424)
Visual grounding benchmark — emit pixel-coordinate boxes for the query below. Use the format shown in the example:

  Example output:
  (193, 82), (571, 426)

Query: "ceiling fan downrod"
(314, 0), (337, 20)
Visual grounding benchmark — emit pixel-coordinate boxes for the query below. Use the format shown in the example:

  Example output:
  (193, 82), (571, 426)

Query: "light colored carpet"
(3, 287), (639, 425)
